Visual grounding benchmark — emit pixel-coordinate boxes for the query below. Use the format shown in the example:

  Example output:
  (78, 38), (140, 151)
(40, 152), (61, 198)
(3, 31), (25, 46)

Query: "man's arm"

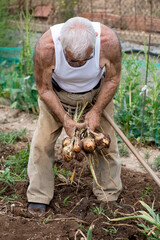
(34, 30), (85, 136)
(85, 25), (121, 130)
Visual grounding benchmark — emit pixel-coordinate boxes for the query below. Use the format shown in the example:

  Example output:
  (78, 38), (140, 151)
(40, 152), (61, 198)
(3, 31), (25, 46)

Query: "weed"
(0, 186), (8, 194)
(78, 223), (94, 240)
(103, 226), (117, 236)
(63, 195), (71, 205)
(0, 194), (19, 202)
(118, 143), (130, 157)
(140, 187), (153, 201)
(153, 156), (160, 171)
(91, 206), (106, 215)
(2, 145), (30, 180)
(53, 164), (71, 178)
(0, 168), (15, 184)
(144, 151), (150, 161)
(44, 215), (52, 224)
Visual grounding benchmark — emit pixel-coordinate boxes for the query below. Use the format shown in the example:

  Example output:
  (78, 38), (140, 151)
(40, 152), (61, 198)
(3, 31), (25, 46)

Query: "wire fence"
(54, 0), (160, 47)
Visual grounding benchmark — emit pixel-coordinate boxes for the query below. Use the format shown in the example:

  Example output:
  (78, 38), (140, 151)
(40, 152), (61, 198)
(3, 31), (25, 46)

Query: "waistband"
(52, 75), (104, 94)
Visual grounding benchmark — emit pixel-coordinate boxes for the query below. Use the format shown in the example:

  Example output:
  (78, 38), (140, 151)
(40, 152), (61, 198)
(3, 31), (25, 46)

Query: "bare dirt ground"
(0, 106), (160, 240)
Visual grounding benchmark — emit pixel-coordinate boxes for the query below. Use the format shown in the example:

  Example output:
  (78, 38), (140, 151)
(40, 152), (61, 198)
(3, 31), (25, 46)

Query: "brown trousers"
(27, 86), (122, 204)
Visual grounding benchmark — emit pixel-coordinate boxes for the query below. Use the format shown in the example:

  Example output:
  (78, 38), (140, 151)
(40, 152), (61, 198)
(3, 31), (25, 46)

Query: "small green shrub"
(0, 129), (26, 145)
(153, 156), (160, 171)
(144, 150), (150, 160)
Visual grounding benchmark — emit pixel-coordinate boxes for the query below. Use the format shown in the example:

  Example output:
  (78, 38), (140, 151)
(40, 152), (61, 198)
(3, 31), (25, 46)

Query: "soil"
(0, 106), (160, 240)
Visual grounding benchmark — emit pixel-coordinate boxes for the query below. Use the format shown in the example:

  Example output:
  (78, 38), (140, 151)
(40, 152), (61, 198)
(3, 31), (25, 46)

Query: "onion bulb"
(82, 136), (96, 153)
(73, 137), (82, 153)
(62, 137), (72, 147)
(95, 133), (111, 148)
(62, 145), (75, 162)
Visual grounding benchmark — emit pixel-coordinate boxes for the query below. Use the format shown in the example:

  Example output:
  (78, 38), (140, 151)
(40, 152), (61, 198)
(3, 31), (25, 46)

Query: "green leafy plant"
(3, 146), (29, 178)
(114, 51), (160, 146)
(0, 2), (38, 113)
(0, 64), (38, 112)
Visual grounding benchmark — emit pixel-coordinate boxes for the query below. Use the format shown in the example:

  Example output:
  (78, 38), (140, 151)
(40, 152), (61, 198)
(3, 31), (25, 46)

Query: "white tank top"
(50, 22), (104, 93)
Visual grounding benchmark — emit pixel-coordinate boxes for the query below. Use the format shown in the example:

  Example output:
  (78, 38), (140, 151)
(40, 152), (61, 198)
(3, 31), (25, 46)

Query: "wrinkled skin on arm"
(84, 24), (122, 131)
(34, 29), (85, 137)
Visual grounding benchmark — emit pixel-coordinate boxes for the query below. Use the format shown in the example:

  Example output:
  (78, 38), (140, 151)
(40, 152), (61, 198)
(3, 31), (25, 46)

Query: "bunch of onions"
(61, 130), (111, 162)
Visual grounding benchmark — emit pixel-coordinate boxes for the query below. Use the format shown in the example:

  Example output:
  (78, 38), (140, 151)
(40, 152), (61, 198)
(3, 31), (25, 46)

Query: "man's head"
(60, 17), (96, 62)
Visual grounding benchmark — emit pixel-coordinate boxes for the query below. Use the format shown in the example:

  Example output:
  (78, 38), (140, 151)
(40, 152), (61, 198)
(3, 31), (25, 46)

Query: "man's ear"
(96, 32), (98, 36)
(58, 37), (60, 40)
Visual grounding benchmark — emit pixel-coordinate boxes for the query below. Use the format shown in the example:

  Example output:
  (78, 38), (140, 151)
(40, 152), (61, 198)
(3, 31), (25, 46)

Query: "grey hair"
(60, 17), (96, 59)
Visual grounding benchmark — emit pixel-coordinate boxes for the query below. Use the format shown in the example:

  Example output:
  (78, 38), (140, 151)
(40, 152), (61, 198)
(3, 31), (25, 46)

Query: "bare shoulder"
(100, 24), (121, 65)
(34, 29), (55, 68)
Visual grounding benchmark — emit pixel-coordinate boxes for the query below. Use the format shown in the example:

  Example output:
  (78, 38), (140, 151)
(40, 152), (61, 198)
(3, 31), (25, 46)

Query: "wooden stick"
(103, 110), (160, 188)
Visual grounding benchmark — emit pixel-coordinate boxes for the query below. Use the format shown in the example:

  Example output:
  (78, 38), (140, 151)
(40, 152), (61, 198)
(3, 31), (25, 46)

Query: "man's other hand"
(63, 114), (86, 137)
(84, 109), (101, 131)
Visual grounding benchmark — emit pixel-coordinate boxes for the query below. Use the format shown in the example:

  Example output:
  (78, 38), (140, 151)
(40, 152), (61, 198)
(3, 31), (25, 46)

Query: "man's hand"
(84, 109), (101, 131)
(63, 114), (86, 137)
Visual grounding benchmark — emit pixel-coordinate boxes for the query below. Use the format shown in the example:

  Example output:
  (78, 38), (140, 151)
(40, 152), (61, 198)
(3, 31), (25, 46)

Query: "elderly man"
(27, 17), (122, 214)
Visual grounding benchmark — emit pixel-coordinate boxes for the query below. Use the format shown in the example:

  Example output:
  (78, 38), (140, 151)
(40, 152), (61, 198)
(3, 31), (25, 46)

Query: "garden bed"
(0, 107), (160, 239)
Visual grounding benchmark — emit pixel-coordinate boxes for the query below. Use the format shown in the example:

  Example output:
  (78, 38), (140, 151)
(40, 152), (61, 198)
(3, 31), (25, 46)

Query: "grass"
(0, 129), (29, 184)
(3, 146), (30, 178)
(1, 146), (29, 184)
(0, 129), (26, 145)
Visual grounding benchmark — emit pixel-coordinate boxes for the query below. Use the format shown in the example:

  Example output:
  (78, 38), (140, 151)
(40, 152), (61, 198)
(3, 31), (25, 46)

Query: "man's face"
(64, 47), (95, 67)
